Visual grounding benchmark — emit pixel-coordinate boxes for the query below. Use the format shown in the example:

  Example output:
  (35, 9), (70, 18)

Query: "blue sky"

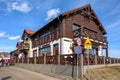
(0, 0), (120, 58)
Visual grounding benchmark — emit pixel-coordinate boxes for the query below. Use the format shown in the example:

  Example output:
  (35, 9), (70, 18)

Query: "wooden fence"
(13, 54), (120, 66)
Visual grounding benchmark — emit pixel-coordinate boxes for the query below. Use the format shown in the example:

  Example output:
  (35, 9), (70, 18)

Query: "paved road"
(0, 66), (61, 80)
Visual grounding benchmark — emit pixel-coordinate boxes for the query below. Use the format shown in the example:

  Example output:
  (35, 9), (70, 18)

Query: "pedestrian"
(1, 58), (4, 67)
(5, 59), (9, 66)
(0, 60), (2, 67)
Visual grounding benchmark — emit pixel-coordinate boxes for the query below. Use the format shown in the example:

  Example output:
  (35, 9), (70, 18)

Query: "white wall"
(98, 45), (103, 56)
(62, 38), (73, 55)
(31, 37), (73, 57)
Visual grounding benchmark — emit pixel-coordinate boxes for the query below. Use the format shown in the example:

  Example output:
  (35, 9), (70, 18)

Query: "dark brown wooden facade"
(31, 4), (108, 57)
(32, 20), (60, 48)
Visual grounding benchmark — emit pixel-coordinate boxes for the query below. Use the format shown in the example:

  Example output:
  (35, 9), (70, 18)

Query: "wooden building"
(31, 4), (108, 57)
(15, 29), (35, 58)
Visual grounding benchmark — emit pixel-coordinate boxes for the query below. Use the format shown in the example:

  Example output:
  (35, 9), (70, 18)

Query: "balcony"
(32, 30), (60, 48)
(73, 29), (107, 43)
(18, 42), (29, 50)
(22, 43), (29, 50)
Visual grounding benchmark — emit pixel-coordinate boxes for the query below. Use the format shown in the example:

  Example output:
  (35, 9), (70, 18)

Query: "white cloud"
(0, 32), (6, 37)
(45, 8), (60, 21)
(7, 2), (31, 13)
(8, 35), (20, 40)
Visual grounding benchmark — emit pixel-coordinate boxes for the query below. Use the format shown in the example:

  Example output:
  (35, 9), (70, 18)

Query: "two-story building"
(31, 4), (108, 57)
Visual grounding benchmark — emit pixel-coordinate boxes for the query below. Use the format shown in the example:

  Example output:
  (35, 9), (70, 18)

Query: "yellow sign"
(84, 37), (92, 49)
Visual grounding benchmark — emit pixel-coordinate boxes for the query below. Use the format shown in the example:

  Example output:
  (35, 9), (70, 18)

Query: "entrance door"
(53, 43), (59, 55)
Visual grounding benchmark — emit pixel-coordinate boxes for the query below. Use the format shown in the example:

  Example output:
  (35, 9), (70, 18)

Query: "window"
(72, 24), (80, 31)
(40, 46), (51, 56)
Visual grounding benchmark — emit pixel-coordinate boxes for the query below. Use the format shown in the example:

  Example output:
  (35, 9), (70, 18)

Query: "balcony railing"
(18, 42), (29, 50)
(32, 30), (60, 48)
(73, 29), (107, 43)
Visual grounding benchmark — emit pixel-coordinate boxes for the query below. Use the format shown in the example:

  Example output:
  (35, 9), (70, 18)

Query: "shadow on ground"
(1, 76), (12, 80)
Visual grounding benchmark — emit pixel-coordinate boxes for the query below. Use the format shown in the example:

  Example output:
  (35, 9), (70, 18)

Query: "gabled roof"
(16, 42), (21, 47)
(13, 49), (20, 55)
(10, 49), (20, 55)
(25, 29), (35, 35)
(32, 4), (107, 36)
(62, 4), (91, 16)
(22, 29), (35, 39)
(62, 4), (107, 35)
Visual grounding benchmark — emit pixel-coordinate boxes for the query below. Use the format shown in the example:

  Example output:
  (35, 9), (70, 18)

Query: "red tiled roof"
(25, 29), (35, 35)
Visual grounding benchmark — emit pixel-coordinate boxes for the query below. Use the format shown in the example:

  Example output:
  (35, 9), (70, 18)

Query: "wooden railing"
(15, 54), (120, 66)
(17, 42), (29, 50)
(32, 30), (60, 48)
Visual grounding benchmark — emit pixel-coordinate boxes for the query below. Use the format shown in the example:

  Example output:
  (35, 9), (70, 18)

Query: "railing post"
(27, 57), (29, 64)
(58, 55), (60, 65)
(34, 56), (36, 64)
(95, 55), (97, 65)
(44, 53), (46, 64)
(18, 58), (19, 63)
(114, 58), (115, 64)
(104, 56), (105, 65)
(110, 58), (111, 64)
(117, 58), (119, 63)
(22, 57), (23, 63)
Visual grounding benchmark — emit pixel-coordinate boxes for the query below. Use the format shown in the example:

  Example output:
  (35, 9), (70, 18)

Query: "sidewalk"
(0, 66), (62, 80)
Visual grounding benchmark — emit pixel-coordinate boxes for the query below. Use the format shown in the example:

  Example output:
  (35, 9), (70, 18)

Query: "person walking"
(0, 60), (2, 67)
(5, 59), (9, 66)
(1, 58), (4, 67)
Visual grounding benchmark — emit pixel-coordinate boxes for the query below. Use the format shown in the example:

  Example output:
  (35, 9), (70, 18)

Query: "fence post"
(44, 53), (46, 64)
(34, 56), (36, 64)
(22, 57), (23, 63)
(58, 54), (60, 65)
(104, 56), (105, 65)
(117, 58), (119, 63)
(80, 54), (83, 78)
(114, 58), (115, 64)
(27, 57), (29, 64)
(18, 58), (19, 63)
(109, 57), (111, 64)
(95, 55), (97, 65)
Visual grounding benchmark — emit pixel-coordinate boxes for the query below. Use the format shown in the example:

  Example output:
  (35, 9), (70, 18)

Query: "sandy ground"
(82, 66), (120, 80)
